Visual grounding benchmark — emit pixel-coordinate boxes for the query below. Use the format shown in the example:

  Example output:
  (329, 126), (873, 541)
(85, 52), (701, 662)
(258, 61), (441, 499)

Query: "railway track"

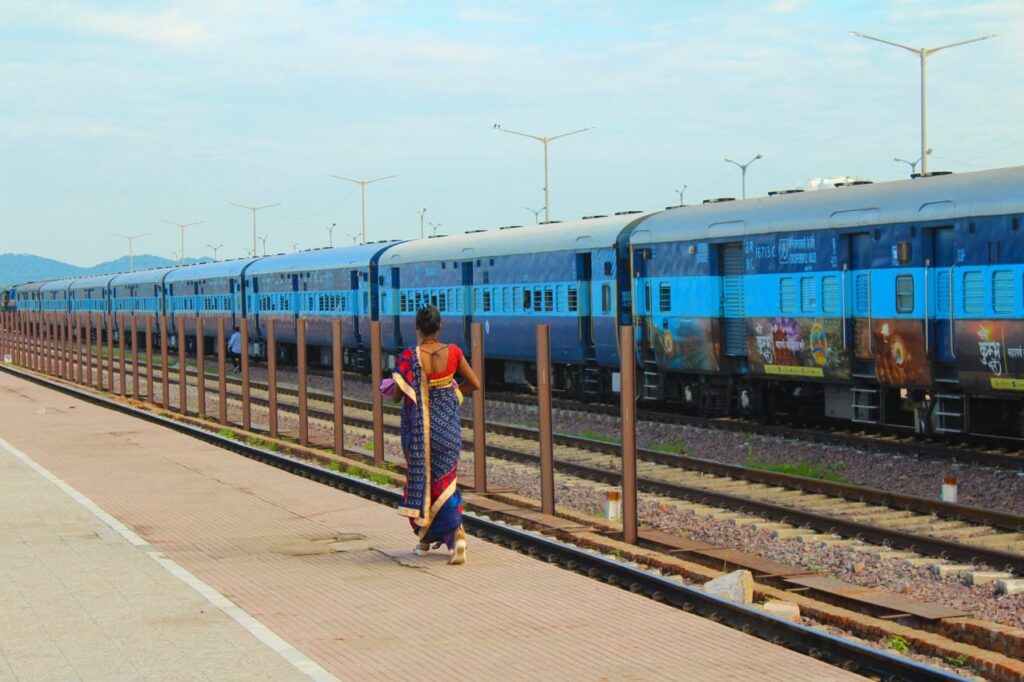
(0, 361), (971, 682)
(151, 364), (1024, 578)
(38, 348), (1024, 578)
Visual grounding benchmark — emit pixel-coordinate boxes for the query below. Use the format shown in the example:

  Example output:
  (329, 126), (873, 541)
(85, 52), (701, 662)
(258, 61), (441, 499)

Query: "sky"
(2, 0), (1023, 266)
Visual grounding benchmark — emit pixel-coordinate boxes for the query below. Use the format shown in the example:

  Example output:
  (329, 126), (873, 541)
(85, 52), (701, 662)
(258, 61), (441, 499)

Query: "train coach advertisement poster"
(746, 317), (850, 380)
(648, 317), (720, 372)
(872, 319), (930, 386)
(956, 320), (1024, 392)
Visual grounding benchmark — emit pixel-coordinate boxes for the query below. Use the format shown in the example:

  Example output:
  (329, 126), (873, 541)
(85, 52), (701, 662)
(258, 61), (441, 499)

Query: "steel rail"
(216, 384), (1024, 575)
(0, 364), (966, 682)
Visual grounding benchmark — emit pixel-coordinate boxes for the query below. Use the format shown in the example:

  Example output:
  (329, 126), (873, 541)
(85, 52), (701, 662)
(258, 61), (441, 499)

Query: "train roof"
(163, 257), (260, 283)
(16, 281), (46, 295)
(379, 214), (650, 266)
(39, 278), (78, 294)
(68, 274), (116, 291)
(630, 165), (1024, 245)
(109, 267), (176, 288)
(244, 243), (401, 276)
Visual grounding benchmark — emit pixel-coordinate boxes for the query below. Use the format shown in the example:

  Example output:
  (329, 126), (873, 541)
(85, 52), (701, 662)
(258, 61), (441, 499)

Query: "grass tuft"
(744, 456), (849, 484)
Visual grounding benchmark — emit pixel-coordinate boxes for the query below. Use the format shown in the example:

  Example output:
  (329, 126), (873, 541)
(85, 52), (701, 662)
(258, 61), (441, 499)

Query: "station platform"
(0, 371), (858, 681)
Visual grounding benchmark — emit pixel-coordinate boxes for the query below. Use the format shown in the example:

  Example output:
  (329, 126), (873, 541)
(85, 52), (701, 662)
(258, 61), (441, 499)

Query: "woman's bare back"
(419, 344), (450, 375)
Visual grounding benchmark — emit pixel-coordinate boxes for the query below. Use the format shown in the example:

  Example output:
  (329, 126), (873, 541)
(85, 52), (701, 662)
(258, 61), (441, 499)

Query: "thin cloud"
(75, 8), (209, 48)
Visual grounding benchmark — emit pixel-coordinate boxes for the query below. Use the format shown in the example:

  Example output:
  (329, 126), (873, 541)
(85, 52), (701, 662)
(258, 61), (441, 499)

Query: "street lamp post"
(894, 148), (933, 175)
(290, 240), (299, 253)
(347, 232), (359, 246)
(112, 232), (148, 272)
(418, 208), (427, 239)
(850, 31), (996, 176)
(162, 220), (204, 265)
(206, 243), (223, 260)
(526, 207), (543, 224)
(228, 202), (280, 257)
(724, 155), (764, 200)
(328, 174), (397, 244)
(259, 235), (268, 256)
(494, 123), (593, 223)
(674, 185), (688, 206)
(428, 221), (441, 238)
(327, 222), (336, 247)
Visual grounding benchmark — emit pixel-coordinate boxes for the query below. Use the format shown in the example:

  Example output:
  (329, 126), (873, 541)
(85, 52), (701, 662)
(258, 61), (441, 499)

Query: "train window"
(644, 283), (652, 313)
(658, 282), (672, 312)
(800, 277), (817, 312)
(503, 287), (512, 312)
(855, 275), (869, 315)
(993, 271), (1014, 314)
(568, 287), (578, 313)
(523, 289), (532, 311)
(822, 276), (839, 314)
(779, 278), (796, 314)
(439, 291), (447, 312)
(895, 275), (914, 313)
(604, 262), (612, 277)
(602, 284), (612, 314)
(556, 285), (567, 312)
(483, 290), (492, 312)
(544, 288), (554, 312)
(963, 272), (983, 314)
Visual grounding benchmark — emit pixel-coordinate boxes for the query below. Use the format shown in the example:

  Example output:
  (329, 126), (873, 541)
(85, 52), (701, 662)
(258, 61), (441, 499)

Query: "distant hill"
(0, 253), (209, 288)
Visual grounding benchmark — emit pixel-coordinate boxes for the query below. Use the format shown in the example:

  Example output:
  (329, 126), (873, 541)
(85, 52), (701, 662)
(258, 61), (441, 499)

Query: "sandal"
(413, 542), (431, 555)
(448, 536), (467, 565)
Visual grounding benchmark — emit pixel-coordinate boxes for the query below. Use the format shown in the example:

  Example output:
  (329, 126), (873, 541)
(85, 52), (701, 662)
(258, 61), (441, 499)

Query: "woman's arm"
(456, 354), (481, 394)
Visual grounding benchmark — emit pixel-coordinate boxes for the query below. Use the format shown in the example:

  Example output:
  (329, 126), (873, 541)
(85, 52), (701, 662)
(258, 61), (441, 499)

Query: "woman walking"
(389, 305), (480, 564)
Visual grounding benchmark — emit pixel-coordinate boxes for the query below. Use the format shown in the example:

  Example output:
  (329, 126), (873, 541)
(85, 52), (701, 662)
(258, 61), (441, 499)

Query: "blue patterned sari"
(392, 345), (464, 548)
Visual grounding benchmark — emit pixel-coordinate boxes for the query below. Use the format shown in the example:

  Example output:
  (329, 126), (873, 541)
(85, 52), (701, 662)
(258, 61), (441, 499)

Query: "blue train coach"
(377, 212), (650, 396)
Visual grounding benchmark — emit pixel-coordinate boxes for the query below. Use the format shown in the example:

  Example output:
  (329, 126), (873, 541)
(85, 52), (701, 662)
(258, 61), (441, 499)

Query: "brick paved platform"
(0, 371), (859, 681)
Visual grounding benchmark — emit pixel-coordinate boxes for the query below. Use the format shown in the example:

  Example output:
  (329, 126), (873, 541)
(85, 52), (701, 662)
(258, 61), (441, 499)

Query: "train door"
(720, 242), (747, 365)
(229, 278), (237, 328)
(575, 253), (594, 352)
(928, 226), (956, 371)
(390, 268), (402, 349)
(462, 261), (473, 348)
(631, 245), (652, 354)
(849, 232), (873, 369)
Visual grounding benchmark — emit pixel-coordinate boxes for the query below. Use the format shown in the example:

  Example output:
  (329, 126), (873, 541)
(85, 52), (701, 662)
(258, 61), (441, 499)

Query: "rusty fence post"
(332, 319), (344, 457)
(471, 322), (487, 493)
(42, 314), (50, 375)
(160, 315), (170, 409)
(370, 320), (384, 468)
(266, 319), (277, 436)
(64, 315), (70, 379)
(619, 325), (638, 545)
(118, 314), (128, 396)
(177, 315), (187, 414)
(87, 314), (96, 387)
(240, 317), (251, 432)
(77, 314), (85, 385)
(33, 313), (40, 372)
(217, 318), (227, 425)
(106, 313), (115, 392)
(297, 317), (308, 446)
(45, 314), (53, 375)
(537, 324), (554, 515)
(131, 315), (140, 399)
(146, 316), (154, 403)
(196, 317), (206, 418)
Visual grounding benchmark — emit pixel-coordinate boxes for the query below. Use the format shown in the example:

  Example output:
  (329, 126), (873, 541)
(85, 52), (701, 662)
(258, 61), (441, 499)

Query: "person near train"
(228, 326), (242, 372)
(384, 305), (480, 564)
